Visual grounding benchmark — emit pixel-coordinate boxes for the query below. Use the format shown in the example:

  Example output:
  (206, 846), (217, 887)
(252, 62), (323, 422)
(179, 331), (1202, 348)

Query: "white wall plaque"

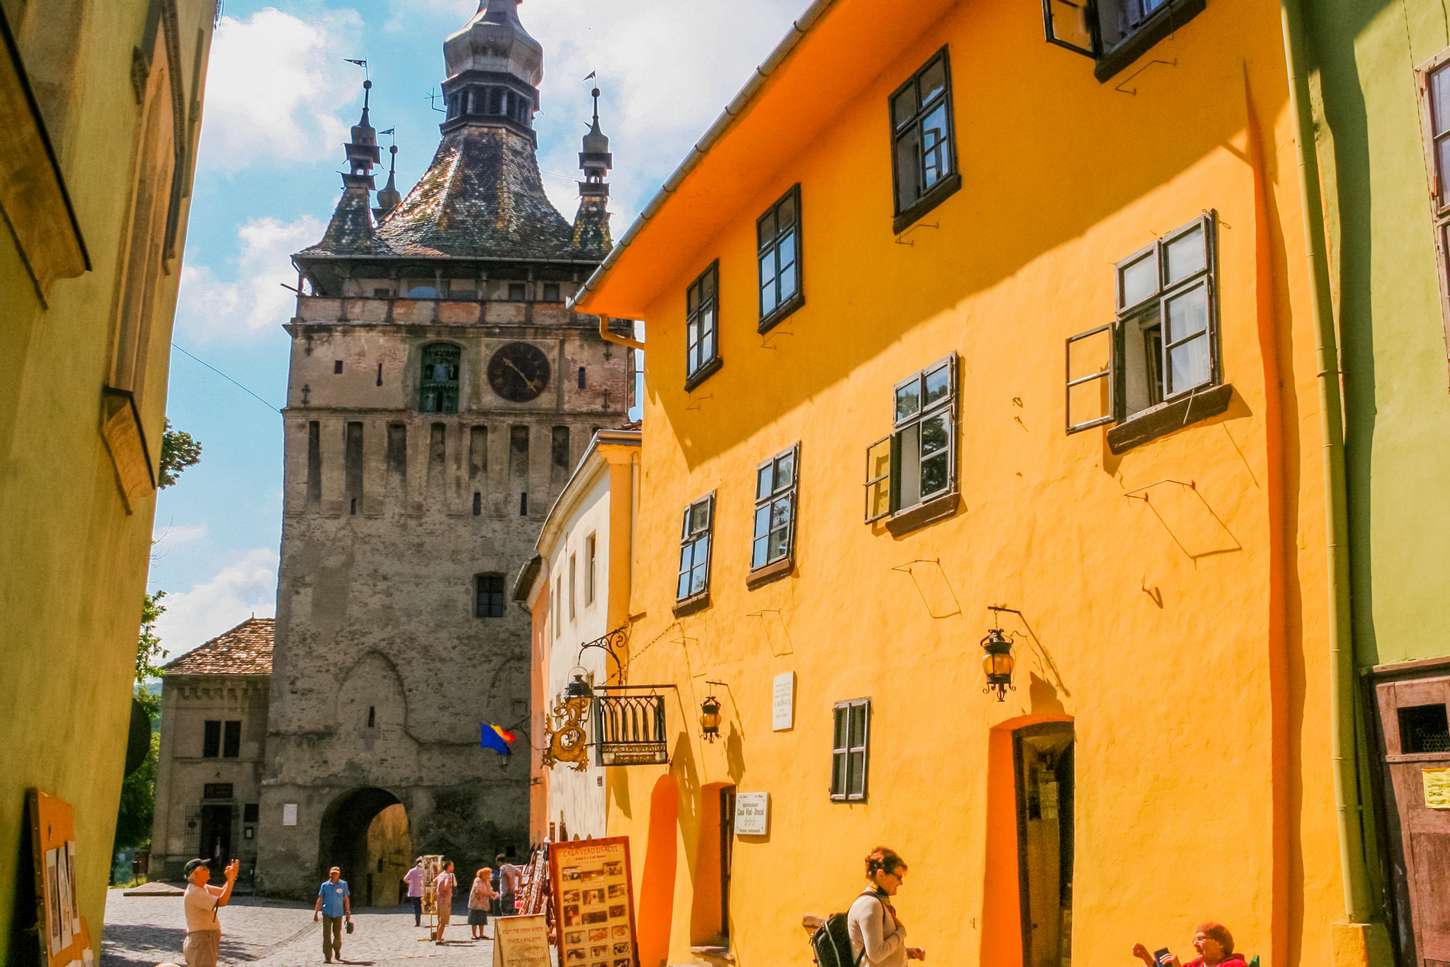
(282, 803), (298, 827)
(734, 792), (769, 836)
(772, 671), (795, 731)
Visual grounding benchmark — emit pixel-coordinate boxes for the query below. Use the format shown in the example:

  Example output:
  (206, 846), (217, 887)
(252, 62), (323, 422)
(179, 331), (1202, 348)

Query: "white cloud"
(154, 548), (278, 659)
(154, 522), (210, 549)
(198, 7), (364, 173)
(175, 213), (325, 343)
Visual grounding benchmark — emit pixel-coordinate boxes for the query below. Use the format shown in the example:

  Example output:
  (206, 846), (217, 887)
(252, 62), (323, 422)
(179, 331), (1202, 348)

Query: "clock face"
(487, 342), (550, 402)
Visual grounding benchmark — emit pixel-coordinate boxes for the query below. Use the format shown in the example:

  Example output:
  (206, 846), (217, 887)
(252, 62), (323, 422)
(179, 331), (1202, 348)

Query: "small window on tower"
(475, 573), (506, 618)
(334, 360), (344, 374)
(543, 283), (561, 302)
(509, 282), (528, 301)
(419, 344), (461, 414)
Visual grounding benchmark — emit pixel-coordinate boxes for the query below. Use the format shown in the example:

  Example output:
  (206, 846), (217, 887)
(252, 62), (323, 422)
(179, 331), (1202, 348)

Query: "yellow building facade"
(573, 1), (1378, 965)
(0, 0), (213, 952)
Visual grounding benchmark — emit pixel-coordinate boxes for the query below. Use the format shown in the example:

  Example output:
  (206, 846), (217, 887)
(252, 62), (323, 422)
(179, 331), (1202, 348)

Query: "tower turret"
(572, 86), (612, 255)
(313, 79), (384, 254)
(374, 144), (401, 220)
(439, 0), (543, 140)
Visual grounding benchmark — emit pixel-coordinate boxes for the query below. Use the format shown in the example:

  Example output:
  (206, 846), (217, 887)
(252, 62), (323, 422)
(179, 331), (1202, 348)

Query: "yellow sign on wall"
(1423, 767), (1450, 810)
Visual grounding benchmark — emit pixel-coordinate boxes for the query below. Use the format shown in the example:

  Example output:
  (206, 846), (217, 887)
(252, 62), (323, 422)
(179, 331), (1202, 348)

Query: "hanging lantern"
(700, 695), (722, 742)
(980, 627), (1015, 702)
(564, 671), (594, 701)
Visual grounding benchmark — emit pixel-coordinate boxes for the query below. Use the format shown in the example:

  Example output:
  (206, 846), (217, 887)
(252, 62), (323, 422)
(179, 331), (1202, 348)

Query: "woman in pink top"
(468, 867), (498, 940)
(433, 860), (457, 944)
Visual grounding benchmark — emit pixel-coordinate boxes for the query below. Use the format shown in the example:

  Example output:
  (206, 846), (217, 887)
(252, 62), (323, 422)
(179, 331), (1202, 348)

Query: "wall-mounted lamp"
(981, 605), (1022, 702)
(563, 670), (595, 702)
(700, 695), (722, 742)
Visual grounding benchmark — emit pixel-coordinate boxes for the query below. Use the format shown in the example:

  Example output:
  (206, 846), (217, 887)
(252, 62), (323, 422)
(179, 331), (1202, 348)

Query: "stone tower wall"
(258, 298), (629, 897)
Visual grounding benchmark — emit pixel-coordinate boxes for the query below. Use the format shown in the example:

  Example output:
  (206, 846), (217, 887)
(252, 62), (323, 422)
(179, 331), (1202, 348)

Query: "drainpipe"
(597, 314), (644, 352)
(1278, 0), (1374, 926)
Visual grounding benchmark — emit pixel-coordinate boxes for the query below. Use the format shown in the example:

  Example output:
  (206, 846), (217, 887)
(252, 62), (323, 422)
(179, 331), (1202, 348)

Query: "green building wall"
(1306, 1), (1450, 670)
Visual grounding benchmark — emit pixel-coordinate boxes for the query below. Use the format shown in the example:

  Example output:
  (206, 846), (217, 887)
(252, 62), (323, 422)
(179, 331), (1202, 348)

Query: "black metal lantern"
(980, 627), (1015, 701)
(564, 672), (594, 701)
(700, 695), (722, 742)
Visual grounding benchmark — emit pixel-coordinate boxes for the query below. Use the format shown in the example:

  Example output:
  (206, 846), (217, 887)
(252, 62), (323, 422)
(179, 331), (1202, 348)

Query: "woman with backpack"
(848, 846), (926, 964)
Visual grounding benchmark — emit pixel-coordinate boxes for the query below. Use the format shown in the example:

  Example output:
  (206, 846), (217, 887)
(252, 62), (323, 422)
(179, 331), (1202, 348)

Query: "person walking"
(848, 846), (926, 965)
(433, 859), (457, 944)
(401, 858), (425, 926)
(181, 857), (238, 967)
(312, 866), (352, 964)
(468, 867), (498, 940)
(490, 858), (504, 916)
(497, 853), (522, 916)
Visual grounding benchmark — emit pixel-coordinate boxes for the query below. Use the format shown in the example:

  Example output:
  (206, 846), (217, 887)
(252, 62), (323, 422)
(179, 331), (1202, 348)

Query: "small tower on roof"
(571, 86), (612, 254)
(315, 78), (385, 253)
(374, 143), (401, 220)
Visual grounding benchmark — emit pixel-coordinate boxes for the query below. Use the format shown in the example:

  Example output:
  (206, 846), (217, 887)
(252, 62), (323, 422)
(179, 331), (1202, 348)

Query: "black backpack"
(809, 892), (879, 967)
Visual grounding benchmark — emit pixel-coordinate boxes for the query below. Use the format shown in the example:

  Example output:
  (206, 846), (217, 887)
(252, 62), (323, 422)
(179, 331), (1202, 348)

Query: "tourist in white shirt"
(401, 858), (426, 926)
(181, 857), (238, 967)
(848, 846), (925, 965)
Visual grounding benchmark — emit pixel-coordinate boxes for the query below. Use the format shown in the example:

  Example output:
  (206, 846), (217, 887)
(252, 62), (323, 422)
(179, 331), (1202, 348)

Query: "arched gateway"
(319, 788), (413, 907)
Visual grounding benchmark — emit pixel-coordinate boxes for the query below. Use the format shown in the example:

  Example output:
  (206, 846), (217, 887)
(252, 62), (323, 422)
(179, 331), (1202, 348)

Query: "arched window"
(419, 344), (460, 414)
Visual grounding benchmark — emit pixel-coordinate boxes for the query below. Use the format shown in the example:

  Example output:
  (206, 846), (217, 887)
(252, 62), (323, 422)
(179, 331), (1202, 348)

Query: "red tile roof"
(164, 618), (274, 676)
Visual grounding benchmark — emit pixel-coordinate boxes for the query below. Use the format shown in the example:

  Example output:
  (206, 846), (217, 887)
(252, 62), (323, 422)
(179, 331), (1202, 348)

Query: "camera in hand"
(1153, 948), (1173, 967)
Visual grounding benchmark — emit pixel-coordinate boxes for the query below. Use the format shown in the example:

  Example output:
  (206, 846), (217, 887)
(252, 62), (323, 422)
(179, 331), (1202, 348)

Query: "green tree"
(113, 592), (167, 856)
(159, 420), (202, 488)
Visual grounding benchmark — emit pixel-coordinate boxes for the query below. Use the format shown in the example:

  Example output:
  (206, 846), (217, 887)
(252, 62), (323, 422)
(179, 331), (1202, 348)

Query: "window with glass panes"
(890, 49), (956, 220)
(1420, 51), (1450, 355)
(1042, 0), (1206, 78)
(676, 495), (714, 601)
(865, 356), (957, 523)
(831, 698), (870, 802)
(1064, 212), (1220, 433)
(686, 262), (720, 381)
(751, 445), (799, 571)
(419, 344), (461, 413)
(475, 573), (505, 618)
(758, 186), (802, 328)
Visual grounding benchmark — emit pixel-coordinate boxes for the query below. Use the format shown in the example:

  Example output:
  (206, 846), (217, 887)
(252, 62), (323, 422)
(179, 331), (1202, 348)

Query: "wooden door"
(1372, 669), (1450, 967)
(719, 787), (736, 937)
(1014, 723), (1075, 967)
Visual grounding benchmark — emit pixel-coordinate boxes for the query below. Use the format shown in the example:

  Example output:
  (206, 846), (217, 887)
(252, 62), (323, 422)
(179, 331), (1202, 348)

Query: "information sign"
(772, 672), (795, 731)
(1424, 766), (1450, 810)
(492, 914), (551, 967)
(734, 792), (769, 836)
(550, 836), (639, 967)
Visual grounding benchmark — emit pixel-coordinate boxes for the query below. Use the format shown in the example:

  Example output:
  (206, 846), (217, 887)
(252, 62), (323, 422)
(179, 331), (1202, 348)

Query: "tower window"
(419, 344), (461, 414)
(552, 426), (571, 470)
(577, 367), (587, 389)
(543, 283), (561, 302)
(334, 360), (344, 374)
(367, 706), (376, 728)
(475, 573), (506, 618)
(508, 282), (527, 301)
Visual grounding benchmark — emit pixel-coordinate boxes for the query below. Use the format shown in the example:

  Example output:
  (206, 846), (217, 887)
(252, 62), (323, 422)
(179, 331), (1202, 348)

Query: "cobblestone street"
(100, 889), (533, 966)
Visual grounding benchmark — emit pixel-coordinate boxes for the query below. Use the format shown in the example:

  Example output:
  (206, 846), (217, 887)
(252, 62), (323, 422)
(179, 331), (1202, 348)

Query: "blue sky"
(149, 0), (806, 657)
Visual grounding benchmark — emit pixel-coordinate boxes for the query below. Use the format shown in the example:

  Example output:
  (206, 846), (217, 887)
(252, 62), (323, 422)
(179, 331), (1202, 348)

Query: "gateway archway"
(319, 787), (413, 907)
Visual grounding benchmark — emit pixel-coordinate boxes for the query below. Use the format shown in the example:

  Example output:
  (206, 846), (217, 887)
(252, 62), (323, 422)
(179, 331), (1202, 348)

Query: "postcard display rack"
(28, 790), (96, 967)
(549, 836), (640, 967)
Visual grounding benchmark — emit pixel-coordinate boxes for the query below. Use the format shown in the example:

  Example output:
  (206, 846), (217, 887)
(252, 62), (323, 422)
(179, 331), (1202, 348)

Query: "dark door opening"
(1014, 723), (1074, 967)
(720, 787), (736, 937)
(198, 804), (233, 877)
(1370, 668), (1450, 967)
(318, 788), (412, 907)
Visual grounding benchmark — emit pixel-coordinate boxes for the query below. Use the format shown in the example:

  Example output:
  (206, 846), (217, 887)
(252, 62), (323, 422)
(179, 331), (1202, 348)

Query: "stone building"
(257, 0), (630, 899)
(0, 0), (214, 953)
(150, 619), (274, 884)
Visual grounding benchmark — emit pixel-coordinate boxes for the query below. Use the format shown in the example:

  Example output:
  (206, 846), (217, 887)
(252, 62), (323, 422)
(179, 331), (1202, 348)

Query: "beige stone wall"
(258, 296), (629, 897)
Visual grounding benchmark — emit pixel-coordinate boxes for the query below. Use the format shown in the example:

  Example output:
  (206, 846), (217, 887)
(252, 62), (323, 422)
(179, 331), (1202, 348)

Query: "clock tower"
(257, 0), (630, 899)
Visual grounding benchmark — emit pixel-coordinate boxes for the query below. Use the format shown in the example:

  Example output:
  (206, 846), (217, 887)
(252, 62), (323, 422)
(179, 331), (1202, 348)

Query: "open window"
(1043, 0), (1207, 81)
(1065, 212), (1229, 450)
(419, 343), (460, 414)
(676, 493), (715, 606)
(864, 355), (958, 526)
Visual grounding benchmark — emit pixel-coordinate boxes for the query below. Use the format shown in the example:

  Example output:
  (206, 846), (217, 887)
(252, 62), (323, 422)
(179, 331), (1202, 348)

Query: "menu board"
(28, 790), (95, 967)
(492, 914), (551, 967)
(550, 837), (638, 967)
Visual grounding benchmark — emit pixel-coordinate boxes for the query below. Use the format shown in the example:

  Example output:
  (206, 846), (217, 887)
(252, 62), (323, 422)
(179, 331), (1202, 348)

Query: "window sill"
(684, 355), (723, 392)
(1105, 382), (1233, 454)
(893, 172), (962, 235)
(885, 492), (960, 536)
(672, 591), (711, 617)
(746, 557), (793, 589)
(829, 794), (868, 804)
(758, 292), (805, 334)
(1094, 0), (1208, 82)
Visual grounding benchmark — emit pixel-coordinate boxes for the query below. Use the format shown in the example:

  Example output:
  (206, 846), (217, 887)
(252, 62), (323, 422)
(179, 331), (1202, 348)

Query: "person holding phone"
(1133, 922), (1245, 967)
(848, 846), (926, 965)
(181, 857), (238, 967)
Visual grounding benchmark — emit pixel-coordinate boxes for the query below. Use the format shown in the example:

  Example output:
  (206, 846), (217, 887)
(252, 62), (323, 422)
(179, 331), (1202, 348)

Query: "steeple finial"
(572, 84), (612, 254)
(374, 142), (401, 220)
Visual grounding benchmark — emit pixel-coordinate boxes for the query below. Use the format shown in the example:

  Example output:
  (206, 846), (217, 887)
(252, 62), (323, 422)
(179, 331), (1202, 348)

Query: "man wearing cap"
(181, 857), (238, 967)
(313, 865), (352, 963)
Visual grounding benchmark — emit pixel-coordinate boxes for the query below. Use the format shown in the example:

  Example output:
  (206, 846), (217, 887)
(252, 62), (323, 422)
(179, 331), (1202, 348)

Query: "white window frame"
(751, 445), (800, 572)
(864, 355), (958, 523)
(677, 494), (715, 602)
(830, 698), (871, 802)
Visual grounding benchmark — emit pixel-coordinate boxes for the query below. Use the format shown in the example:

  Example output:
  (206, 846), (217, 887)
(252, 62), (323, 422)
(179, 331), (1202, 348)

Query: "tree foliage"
(159, 420), (202, 488)
(114, 592), (168, 855)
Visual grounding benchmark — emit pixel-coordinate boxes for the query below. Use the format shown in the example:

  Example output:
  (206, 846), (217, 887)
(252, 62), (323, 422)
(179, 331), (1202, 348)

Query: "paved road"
(101, 889), (528, 966)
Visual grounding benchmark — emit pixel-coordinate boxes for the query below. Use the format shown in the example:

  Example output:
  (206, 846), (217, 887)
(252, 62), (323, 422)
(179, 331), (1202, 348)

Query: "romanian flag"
(481, 723), (519, 756)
